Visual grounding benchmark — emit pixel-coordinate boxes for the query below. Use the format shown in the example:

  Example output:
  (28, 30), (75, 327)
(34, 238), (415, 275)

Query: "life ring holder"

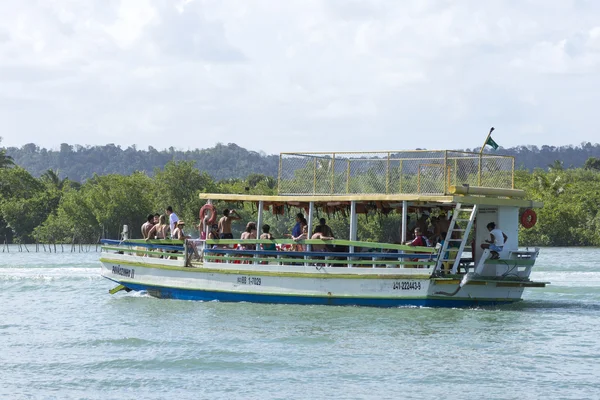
(521, 209), (537, 229)
(199, 204), (217, 225)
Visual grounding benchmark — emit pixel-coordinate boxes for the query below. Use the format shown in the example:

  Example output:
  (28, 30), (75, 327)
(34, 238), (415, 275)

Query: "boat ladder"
(434, 203), (478, 275)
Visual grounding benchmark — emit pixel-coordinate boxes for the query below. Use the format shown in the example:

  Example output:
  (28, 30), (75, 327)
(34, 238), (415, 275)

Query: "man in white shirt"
(165, 206), (179, 238)
(480, 222), (508, 259)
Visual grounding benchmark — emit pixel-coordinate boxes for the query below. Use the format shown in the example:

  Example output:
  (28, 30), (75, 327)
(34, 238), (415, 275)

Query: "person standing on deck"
(172, 220), (190, 240)
(141, 214), (154, 239)
(165, 206), (179, 238)
(291, 213), (304, 238)
(218, 209), (241, 239)
(480, 222), (508, 260)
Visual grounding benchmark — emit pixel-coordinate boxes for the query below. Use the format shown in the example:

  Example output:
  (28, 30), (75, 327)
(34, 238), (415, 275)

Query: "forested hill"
(5, 143), (279, 182)
(5, 141), (600, 182)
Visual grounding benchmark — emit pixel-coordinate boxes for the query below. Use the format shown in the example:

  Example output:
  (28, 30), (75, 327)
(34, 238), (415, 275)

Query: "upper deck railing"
(277, 150), (514, 196)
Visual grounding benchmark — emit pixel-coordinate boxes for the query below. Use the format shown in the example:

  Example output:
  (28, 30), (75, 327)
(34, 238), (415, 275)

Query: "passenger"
(197, 214), (210, 240)
(146, 215), (168, 240)
(415, 211), (430, 236)
(240, 222), (257, 250)
(437, 211), (451, 236)
(208, 224), (220, 241)
(165, 206), (179, 238)
(292, 225), (308, 251)
(291, 213), (304, 238)
(311, 225), (334, 251)
(260, 224), (277, 251)
(141, 214), (154, 239)
(405, 228), (429, 247)
(314, 218), (334, 238)
(481, 222), (508, 260)
(218, 208), (241, 239)
(405, 227), (429, 268)
(207, 224), (224, 251)
(172, 220), (190, 240)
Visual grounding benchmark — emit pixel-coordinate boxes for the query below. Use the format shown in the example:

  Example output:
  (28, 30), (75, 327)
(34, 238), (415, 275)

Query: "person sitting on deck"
(405, 227), (430, 267)
(260, 224), (277, 251)
(146, 215), (168, 240)
(218, 209), (241, 239)
(311, 225), (334, 252)
(405, 228), (429, 247)
(415, 211), (430, 237)
(207, 224), (225, 251)
(208, 224), (220, 241)
(141, 214), (154, 239)
(172, 220), (190, 240)
(480, 222), (508, 260)
(314, 218), (334, 238)
(240, 222), (257, 250)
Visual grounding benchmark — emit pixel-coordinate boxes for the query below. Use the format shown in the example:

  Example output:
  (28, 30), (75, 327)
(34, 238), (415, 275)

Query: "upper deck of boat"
(200, 150), (541, 208)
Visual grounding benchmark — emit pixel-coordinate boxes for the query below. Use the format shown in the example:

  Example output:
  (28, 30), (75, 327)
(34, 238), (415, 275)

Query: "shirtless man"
(141, 214), (154, 239)
(218, 209), (241, 239)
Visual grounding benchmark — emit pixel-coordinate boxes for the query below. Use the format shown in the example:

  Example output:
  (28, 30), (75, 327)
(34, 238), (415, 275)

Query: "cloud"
(1, 0), (600, 154)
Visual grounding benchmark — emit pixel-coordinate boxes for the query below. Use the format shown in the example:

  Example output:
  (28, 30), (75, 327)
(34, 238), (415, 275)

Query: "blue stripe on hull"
(118, 281), (516, 308)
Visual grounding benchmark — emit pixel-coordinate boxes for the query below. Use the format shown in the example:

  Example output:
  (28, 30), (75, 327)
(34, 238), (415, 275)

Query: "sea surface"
(1, 246), (599, 400)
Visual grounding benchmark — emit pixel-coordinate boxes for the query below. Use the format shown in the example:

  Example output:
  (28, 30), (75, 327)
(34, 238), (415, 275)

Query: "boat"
(100, 149), (547, 307)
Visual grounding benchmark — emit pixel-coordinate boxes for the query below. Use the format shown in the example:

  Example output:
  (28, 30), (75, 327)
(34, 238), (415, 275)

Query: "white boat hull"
(100, 255), (529, 307)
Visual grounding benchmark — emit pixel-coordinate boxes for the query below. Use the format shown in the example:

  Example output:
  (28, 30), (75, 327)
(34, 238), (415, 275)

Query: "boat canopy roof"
(199, 189), (543, 209)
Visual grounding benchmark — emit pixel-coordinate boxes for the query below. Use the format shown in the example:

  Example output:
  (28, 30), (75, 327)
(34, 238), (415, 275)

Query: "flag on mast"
(485, 135), (499, 150)
(480, 127), (499, 154)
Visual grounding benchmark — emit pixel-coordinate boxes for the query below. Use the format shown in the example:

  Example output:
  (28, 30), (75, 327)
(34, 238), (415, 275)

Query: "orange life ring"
(521, 209), (537, 229)
(199, 204), (217, 225)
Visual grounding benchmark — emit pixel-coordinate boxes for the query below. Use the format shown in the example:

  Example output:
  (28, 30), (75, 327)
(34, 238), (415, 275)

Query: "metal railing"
(278, 150), (514, 195)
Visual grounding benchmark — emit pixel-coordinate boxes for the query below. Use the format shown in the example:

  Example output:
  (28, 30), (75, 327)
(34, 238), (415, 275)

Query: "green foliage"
(84, 172), (155, 239)
(516, 167), (600, 246)
(152, 160), (218, 229)
(583, 157), (600, 171)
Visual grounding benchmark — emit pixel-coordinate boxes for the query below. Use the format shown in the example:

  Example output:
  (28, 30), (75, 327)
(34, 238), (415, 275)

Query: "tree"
(548, 160), (564, 172)
(0, 137), (14, 169)
(583, 157), (600, 171)
(152, 161), (217, 228)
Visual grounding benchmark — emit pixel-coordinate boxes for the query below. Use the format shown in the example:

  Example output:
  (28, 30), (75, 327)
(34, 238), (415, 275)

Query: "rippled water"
(1, 247), (600, 399)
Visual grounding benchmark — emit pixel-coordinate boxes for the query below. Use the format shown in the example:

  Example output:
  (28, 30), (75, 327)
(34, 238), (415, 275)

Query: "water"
(1, 247), (599, 399)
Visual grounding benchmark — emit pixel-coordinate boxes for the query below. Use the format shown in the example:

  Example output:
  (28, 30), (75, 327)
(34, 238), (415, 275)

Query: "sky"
(1, 0), (600, 155)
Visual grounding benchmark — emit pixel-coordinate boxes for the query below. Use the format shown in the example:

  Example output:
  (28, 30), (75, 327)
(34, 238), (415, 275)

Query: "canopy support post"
(349, 200), (357, 268)
(307, 201), (314, 253)
(256, 200), (264, 265)
(401, 200), (408, 243)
